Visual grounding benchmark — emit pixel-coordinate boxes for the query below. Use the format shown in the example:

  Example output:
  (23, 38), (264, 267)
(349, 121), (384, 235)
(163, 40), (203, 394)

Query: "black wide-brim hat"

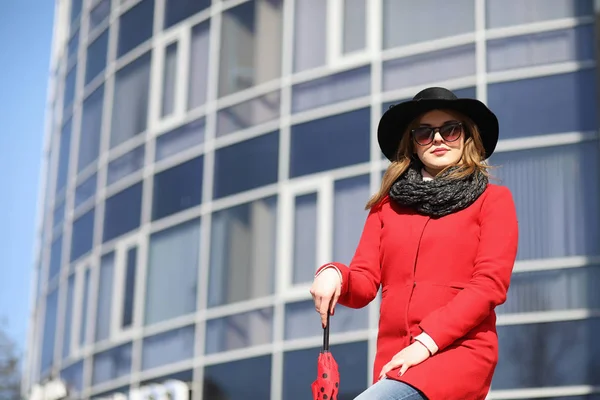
(378, 87), (499, 161)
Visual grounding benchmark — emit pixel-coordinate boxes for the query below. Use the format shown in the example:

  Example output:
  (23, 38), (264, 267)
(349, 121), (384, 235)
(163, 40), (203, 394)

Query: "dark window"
(63, 66), (77, 111)
(164, 0), (210, 29)
(74, 173), (97, 208)
(107, 145), (145, 185)
(290, 108), (370, 177)
(152, 156), (203, 220)
(155, 118), (205, 162)
(85, 29), (109, 84)
(92, 343), (133, 385)
(78, 85), (104, 172)
(213, 132), (279, 199)
(103, 182), (143, 242)
(89, 0), (111, 32)
(203, 355), (272, 400)
(141, 326), (195, 370)
(70, 209), (95, 261)
(48, 235), (63, 282)
(55, 120), (72, 194)
(122, 246), (137, 328)
(117, 0), (155, 58)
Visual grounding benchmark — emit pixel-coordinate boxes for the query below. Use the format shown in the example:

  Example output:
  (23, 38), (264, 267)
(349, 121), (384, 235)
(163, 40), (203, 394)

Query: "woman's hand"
(309, 268), (342, 328)
(378, 341), (431, 379)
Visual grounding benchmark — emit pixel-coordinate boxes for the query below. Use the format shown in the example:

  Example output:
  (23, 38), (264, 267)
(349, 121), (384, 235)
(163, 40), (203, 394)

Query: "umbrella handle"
(323, 311), (330, 352)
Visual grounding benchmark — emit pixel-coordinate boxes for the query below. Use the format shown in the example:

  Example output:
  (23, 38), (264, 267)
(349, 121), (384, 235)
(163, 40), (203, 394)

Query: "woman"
(310, 87), (518, 400)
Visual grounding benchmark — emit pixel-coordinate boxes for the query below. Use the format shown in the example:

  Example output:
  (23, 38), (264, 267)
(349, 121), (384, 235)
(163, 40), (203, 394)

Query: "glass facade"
(26, 0), (600, 399)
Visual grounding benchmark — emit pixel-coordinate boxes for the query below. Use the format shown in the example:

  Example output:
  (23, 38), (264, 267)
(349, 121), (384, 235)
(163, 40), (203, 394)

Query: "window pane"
(284, 300), (368, 340)
(92, 343), (132, 385)
(53, 201), (66, 230)
(292, 193), (317, 285)
(95, 252), (115, 342)
(488, 70), (597, 139)
(383, 0), (474, 49)
(107, 145), (145, 185)
(152, 156), (203, 220)
(292, 66), (370, 113)
(164, 0), (210, 29)
(68, 32), (79, 63)
(283, 341), (368, 400)
(162, 42), (177, 117)
(209, 197), (277, 307)
(219, 0), (283, 97)
(63, 66), (77, 112)
(205, 308), (273, 354)
(383, 44), (476, 92)
(40, 289), (59, 374)
(145, 219), (200, 325)
(290, 108), (370, 178)
(75, 172), (97, 208)
(293, 0), (326, 72)
(493, 318), (600, 389)
(490, 142), (600, 259)
(89, 0), (111, 32)
(155, 118), (205, 161)
(487, 25), (595, 72)
(188, 21), (210, 110)
(62, 276), (75, 359)
(70, 0), (83, 24)
(217, 90), (280, 137)
(60, 360), (83, 394)
(48, 235), (63, 282)
(85, 29), (109, 85)
(56, 120), (72, 194)
(122, 247), (137, 328)
(203, 355), (271, 400)
(498, 265), (600, 315)
(213, 132), (279, 199)
(343, 0), (366, 54)
(78, 85), (104, 172)
(80, 268), (91, 345)
(70, 209), (95, 261)
(486, 0), (594, 29)
(110, 52), (152, 148)
(333, 175), (370, 264)
(142, 325), (195, 370)
(103, 182), (143, 242)
(117, 0), (154, 57)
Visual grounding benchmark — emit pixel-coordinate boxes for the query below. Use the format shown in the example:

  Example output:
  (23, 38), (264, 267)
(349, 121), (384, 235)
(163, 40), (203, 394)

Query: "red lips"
(432, 148), (449, 155)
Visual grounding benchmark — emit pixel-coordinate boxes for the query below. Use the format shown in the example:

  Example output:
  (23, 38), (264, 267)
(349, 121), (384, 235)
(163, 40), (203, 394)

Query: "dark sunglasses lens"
(440, 124), (461, 141)
(413, 128), (432, 145)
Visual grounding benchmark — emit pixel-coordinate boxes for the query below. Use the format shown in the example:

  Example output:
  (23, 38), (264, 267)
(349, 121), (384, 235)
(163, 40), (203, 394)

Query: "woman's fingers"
(319, 296), (331, 327)
(378, 358), (405, 380)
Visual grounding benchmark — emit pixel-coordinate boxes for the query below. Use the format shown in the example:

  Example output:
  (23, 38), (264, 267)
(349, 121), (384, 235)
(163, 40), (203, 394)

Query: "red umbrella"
(311, 312), (340, 400)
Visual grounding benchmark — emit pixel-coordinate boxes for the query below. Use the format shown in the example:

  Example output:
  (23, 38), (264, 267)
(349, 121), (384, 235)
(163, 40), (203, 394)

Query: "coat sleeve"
(314, 202), (383, 309)
(418, 186), (519, 351)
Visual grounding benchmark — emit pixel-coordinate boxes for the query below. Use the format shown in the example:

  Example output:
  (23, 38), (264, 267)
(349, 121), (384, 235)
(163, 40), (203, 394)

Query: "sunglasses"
(411, 122), (463, 146)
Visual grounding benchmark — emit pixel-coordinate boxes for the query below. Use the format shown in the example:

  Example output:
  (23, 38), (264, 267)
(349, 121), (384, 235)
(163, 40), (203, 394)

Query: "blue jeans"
(353, 378), (427, 400)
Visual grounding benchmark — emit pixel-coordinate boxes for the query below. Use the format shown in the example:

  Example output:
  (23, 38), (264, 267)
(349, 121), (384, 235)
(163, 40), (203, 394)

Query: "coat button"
(413, 281), (417, 287)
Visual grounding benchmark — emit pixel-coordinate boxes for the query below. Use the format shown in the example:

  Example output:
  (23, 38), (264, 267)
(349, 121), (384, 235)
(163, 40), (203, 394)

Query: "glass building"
(24, 0), (600, 399)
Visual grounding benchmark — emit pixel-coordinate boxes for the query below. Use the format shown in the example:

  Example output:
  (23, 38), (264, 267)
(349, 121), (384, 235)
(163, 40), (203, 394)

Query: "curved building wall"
(26, 0), (600, 399)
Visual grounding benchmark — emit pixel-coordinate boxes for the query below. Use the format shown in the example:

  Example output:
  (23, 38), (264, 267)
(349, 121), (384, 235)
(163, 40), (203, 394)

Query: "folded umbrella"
(311, 312), (340, 400)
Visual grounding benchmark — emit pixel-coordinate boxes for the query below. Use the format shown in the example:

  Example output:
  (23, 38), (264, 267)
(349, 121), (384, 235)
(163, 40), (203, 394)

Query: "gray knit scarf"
(389, 163), (488, 218)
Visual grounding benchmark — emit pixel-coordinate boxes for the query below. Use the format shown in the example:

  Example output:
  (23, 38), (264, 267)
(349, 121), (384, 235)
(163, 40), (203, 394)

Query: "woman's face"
(412, 109), (465, 176)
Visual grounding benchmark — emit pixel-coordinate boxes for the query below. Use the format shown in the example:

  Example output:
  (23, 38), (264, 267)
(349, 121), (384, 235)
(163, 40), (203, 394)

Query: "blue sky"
(0, 1), (55, 351)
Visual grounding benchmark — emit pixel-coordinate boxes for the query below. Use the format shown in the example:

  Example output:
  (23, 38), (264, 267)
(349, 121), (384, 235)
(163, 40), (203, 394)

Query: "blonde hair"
(366, 110), (490, 210)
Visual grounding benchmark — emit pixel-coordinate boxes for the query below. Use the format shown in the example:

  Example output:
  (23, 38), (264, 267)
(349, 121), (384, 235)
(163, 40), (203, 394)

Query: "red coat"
(316, 184), (519, 400)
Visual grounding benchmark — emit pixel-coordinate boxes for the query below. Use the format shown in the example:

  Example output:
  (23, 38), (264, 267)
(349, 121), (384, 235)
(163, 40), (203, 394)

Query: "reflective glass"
(53, 201), (65, 230)
(162, 42), (177, 117)
(141, 325), (195, 370)
(333, 175), (370, 264)
(490, 142), (599, 259)
(78, 85), (104, 172)
(283, 341), (368, 399)
(293, 0), (326, 72)
(488, 69), (598, 139)
(62, 275), (75, 359)
(343, 0), (366, 54)
(205, 308), (273, 354)
(67, 31), (79, 63)
(493, 318), (600, 389)
(103, 182), (143, 242)
(80, 268), (91, 345)
(95, 252), (115, 342)
(383, 0), (474, 49)
(85, 29), (109, 84)
(213, 132), (279, 199)
(63, 66), (77, 111)
(219, 0), (283, 96)
(292, 67), (370, 113)
(164, 0), (210, 29)
(70, 0), (83, 25)
(122, 247), (137, 328)
(155, 118), (205, 162)
(208, 196), (277, 307)
(60, 360), (83, 394)
(92, 343), (133, 385)
(152, 156), (203, 220)
(40, 289), (59, 374)
(107, 145), (145, 185)
(111, 51), (152, 148)
(89, 0), (111, 32)
(284, 300), (368, 340)
(498, 265), (600, 315)
(486, 0), (593, 29)
(203, 355), (272, 400)
(487, 24), (595, 72)
(70, 208), (95, 261)
(145, 219), (201, 325)
(290, 108), (370, 178)
(292, 193), (317, 284)
(383, 44), (476, 92)
(74, 173), (97, 208)
(117, 0), (154, 57)
(48, 235), (63, 282)
(217, 91), (280, 137)
(55, 120), (72, 194)
(188, 21), (210, 110)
